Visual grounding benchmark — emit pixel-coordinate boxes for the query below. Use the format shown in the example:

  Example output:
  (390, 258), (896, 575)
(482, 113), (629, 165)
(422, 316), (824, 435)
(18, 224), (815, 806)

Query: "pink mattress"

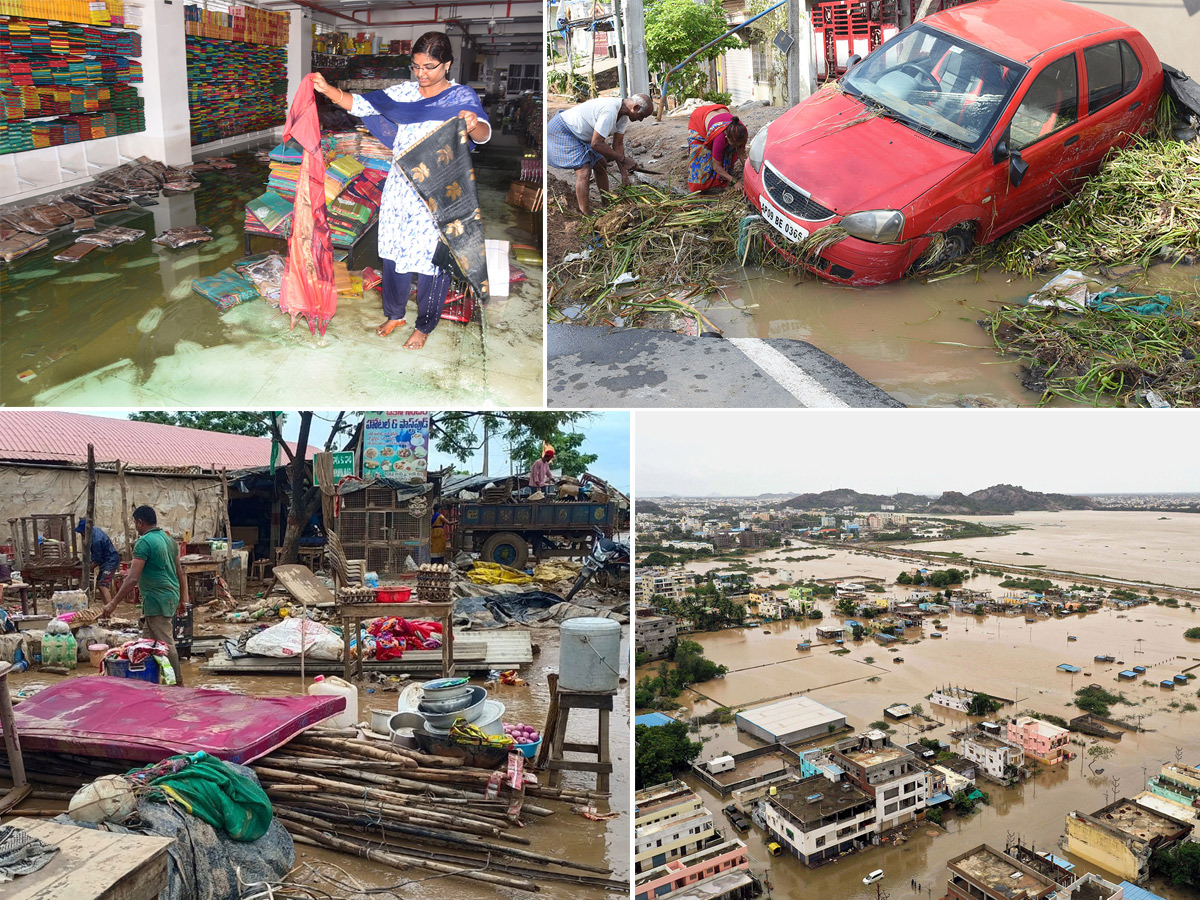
(5, 676), (345, 764)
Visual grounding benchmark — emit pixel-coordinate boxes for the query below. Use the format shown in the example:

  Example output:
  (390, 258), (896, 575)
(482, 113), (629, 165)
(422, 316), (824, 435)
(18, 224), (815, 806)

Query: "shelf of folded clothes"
(243, 131), (390, 265)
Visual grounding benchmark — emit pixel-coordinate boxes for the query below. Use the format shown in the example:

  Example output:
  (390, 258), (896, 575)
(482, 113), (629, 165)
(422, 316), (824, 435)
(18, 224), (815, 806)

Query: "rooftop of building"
(964, 732), (1020, 751)
(949, 845), (1057, 899)
(735, 695), (845, 738)
(1012, 716), (1069, 736)
(634, 780), (699, 815)
(635, 808), (713, 841)
(1085, 799), (1190, 841)
(769, 775), (873, 827)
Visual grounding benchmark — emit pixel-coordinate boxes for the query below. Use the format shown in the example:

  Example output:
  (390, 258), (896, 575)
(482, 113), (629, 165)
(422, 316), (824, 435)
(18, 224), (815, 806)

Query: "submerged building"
(1064, 799), (1193, 883)
(735, 696), (847, 745)
(1008, 715), (1070, 765)
(831, 730), (927, 832)
(760, 774), (876, 866)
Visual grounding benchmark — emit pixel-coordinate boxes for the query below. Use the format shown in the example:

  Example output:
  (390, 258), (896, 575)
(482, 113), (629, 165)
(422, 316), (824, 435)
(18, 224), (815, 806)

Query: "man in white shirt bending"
(547, 94), (655, 215)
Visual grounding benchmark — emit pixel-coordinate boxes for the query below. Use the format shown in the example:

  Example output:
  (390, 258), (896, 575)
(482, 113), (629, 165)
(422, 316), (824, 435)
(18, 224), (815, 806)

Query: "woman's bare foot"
(376, 318), (404, 336)
(402, 329), (429, 349)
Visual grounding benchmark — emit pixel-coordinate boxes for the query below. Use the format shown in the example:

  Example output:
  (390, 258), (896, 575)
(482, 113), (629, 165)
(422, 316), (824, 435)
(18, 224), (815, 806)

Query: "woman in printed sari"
(686, 104), (749, 193)
(313, 31), (490, 349)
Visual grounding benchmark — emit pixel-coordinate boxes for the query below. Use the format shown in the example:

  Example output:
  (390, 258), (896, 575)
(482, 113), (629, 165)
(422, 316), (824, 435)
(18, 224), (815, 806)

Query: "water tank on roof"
(560, 617), (622, 692)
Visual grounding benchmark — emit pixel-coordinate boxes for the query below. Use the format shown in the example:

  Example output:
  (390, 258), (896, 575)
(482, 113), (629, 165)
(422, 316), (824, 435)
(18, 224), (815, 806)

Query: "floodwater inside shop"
(636, 518), (1200, 900)
(693, 260), (1200, 408)
(9, 627), (627, 899)
(0, 137), (542, 407)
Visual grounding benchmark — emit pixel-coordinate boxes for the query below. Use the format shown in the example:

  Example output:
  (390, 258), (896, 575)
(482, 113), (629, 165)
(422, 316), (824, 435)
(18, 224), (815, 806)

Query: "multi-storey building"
(1065, 799), (1193, 883)
(946, 845), (1059, 900)
(760, 775), (876, 865)
(1007, 715), (1070, 765)
(635, 800), (717, 873)
(831, 730), (927, 832)
(635, 610), (677, 661)
(958, 731), (1025, 785)
(633, 838), (754, 900)
(636, 566), (692, 605)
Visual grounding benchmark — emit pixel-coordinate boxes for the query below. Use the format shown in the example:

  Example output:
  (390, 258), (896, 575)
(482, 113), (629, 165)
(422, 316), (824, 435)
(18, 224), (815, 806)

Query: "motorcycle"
(564, 528), (630, 601)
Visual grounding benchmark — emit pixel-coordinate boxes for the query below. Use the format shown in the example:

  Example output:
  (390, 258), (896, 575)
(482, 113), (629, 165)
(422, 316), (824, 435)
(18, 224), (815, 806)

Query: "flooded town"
(634, 410), (1200, 900)
(0, 410), (631, 899)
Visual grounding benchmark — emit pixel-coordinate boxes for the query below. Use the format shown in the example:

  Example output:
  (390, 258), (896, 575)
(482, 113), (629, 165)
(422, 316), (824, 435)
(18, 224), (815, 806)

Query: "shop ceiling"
(268, 0), (544, 53)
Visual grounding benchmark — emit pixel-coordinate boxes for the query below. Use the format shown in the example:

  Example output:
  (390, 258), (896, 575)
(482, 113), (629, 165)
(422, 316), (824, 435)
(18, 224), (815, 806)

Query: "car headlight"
(748, 123), (769, 174)
(839, 210), (905, 243)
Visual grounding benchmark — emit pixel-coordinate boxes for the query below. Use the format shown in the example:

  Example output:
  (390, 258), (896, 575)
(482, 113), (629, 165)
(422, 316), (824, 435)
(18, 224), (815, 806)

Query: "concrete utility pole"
(611, 0), (629, 96)
(622, 0), (650, 95)
(786, 0), (815, 107)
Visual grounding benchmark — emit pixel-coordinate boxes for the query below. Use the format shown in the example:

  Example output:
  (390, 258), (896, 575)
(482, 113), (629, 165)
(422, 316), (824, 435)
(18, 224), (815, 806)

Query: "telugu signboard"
(363, 412), (431, 485)
(312, 451), (356, 486)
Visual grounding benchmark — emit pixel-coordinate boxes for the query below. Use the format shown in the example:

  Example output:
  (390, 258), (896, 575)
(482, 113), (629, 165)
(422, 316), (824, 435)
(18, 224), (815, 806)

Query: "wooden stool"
(537, 673), (614, 793)
(0, 660), (32, 813)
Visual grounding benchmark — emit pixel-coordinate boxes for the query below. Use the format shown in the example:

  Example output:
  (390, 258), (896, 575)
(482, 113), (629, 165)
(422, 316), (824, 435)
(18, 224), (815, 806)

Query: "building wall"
(636, 615), (677, 660)
(875, 769), (927, 830)
(634, 840), (749, 899)
(762, 799), (875, 864)
(930, 690), (971, 713)
(634, 811), (716, 873)
(1, 465), (224, 557)
(1065, 814), (1145, 884)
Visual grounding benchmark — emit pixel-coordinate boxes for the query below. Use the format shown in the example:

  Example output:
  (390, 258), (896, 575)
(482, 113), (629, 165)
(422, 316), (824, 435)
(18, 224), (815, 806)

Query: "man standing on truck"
(529, 444), (555, 495)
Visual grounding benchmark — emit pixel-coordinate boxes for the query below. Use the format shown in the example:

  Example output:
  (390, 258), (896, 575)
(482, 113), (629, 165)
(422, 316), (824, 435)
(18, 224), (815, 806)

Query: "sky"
(637, 410), (1200, 497)
(80, 410), (631, 492)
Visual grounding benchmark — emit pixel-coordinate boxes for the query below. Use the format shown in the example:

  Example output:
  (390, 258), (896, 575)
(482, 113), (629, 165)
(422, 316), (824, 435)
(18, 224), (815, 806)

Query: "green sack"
(150, 753), (274, 842)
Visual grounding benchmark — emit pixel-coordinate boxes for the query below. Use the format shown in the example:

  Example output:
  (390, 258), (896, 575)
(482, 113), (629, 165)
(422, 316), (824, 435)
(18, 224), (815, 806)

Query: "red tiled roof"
(0, 411), (318, 471)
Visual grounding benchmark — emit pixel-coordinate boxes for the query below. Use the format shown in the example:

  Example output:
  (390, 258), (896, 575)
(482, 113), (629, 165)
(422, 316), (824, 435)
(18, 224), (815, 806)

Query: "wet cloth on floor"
(191, 268), (259, 311)
(134, 751), (274, 842)
(0, 825), (59, 882)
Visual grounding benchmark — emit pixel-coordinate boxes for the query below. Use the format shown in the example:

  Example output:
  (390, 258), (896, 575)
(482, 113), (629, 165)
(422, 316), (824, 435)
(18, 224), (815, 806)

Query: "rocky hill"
(926, 483), (1097, 514)
(785, 484), (1095, 514)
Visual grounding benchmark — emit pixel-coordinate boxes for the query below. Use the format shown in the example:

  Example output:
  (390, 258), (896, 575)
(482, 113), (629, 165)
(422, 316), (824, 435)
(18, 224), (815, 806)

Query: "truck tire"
(481, 532), (528, 569)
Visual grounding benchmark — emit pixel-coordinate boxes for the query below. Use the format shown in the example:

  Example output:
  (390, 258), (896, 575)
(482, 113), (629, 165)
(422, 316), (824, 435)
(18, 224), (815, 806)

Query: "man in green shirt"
(102, 505), (188, 685)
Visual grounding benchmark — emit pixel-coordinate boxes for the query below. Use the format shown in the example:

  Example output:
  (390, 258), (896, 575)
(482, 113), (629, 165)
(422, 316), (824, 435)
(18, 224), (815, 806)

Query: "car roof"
(926, 0), (1135, 64)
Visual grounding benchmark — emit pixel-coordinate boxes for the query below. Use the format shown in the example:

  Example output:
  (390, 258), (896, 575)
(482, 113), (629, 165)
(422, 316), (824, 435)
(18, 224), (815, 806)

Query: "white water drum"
(559, 617), (622, 692)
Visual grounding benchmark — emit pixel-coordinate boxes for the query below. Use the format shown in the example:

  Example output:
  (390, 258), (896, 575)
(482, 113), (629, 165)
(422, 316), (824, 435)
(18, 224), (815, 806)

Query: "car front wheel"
(910, 224), (975, 275)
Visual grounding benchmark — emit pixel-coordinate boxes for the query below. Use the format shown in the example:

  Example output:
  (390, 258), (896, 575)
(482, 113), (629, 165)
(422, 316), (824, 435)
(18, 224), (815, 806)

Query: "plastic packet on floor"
(192, 268), (259, 311)
(152, 226), (213, 249)
(54, 242), (97, 262)
(240, 253), (285, 302)
(76, 226), (145, 247)
(0, 233), (49, 263)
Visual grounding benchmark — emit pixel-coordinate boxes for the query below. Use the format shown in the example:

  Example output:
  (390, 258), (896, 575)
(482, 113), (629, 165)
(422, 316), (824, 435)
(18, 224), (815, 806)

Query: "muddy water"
(9, 625), (628, 900)
(894, 510), (1200, 589)
(696, 261), (1200, 407)
(1, 139), (540, 407)
(637, 554), (1200, 897)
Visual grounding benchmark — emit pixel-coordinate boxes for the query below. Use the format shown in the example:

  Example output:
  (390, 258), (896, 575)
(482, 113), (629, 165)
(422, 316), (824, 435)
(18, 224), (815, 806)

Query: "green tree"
(509, 429), (598, 478)
(1151, 842), (1200, 891)
(1086, 745), (1115, 774)
(896, 572), (913, 585)
(129, 411), (276, 436)
(806, 609), (824, 620)
(431, 412), (592, 465)
(635, 721), (702, 788)
(926, 806), (944, 825)
(1185, 627), (1200, 640)
(644, 0), (741, 101)
(967, 693), (1002, 716)
(642, 551), (674, 568)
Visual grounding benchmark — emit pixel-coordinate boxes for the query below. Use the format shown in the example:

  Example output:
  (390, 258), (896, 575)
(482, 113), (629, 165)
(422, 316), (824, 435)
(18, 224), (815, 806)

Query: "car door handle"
(1129, 100), (1141, 110)
(1063, 135), (1079, 147)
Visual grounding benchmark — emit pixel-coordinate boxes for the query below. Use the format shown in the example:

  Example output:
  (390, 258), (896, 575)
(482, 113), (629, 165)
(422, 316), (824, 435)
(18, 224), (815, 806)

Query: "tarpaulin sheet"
(4, 677), (343, 764)
(453, 591), (629, 628)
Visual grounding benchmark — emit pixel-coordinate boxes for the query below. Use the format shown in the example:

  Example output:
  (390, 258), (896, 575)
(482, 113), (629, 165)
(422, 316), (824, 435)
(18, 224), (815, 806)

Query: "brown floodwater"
(695, 261), (1200, 408)
(637, 536), (1200, 899)
(9, 625), (628, 900)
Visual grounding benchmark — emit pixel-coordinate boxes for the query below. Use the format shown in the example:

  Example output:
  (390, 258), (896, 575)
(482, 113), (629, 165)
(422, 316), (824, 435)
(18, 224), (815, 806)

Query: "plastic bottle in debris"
(308, 674), (358, 728)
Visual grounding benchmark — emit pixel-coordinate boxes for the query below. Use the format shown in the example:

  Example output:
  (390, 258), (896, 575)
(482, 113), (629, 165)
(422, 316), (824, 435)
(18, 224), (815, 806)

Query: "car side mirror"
(992, 138), (1010, 165)
(846, 54), (862, 71)
(1009, 151), (1029, 187)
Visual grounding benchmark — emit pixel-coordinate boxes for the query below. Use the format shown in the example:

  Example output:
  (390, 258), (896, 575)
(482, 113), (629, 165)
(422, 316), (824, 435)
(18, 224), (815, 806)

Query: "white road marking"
(726, 338), (851, 408)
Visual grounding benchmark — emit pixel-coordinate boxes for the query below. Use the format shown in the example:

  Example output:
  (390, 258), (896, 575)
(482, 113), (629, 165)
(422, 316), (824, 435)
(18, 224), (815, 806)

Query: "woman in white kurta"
(313, 32), (490, 349)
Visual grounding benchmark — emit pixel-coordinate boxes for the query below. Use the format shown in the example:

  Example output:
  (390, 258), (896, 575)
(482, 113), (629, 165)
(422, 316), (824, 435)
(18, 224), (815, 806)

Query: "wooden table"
(1, 581), (33, 614)
(180, 559), (222, 601)
(340, 601), (454, 681)
(1, 817), (173, 900)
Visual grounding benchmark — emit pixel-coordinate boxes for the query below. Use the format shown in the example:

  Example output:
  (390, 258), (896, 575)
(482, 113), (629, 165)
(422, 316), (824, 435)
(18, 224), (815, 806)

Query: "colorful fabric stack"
(0, 82), (140, 119)
(323, 154), (363, 203)
(183, 4), (288, 46)
(191, 267), (259, 310)
(186, 35), (285, 145)
(356, 132), (392, 173)
(328, 130), (359, 157)
(0, 103), (142, 150)
(266, 144), (301, 200)
(245, 189), (292, 235)
(0, 0), (132, 27)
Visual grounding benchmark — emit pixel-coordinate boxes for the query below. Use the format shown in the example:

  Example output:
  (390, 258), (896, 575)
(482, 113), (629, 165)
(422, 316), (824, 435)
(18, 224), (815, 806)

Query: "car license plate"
(760, 195), (809, 244)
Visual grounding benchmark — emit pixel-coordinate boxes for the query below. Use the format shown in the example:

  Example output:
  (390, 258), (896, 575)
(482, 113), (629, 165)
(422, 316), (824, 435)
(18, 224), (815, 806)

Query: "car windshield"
(842, 23), (1026, 150)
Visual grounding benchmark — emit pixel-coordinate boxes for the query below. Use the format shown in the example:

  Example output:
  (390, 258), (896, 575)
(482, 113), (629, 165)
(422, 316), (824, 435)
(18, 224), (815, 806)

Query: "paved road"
(547, 325), (904, 408)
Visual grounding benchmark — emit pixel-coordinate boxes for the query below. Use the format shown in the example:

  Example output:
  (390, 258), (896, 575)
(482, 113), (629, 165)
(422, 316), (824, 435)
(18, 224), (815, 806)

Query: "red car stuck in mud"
(742, 0), (1163, 286)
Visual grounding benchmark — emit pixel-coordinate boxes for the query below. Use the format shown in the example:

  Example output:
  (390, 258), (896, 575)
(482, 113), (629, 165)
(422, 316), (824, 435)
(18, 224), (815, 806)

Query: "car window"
(842, 23), (1025, 150)
(1009, 54), (1078, 150)
(1084, 41), (1128, 113)
(1120, 41), (1142, 94)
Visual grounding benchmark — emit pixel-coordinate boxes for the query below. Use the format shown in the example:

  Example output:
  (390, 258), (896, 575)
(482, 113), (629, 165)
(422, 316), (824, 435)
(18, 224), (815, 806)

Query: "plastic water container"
(41, 633), (78, 669)
(559, 617), (621, 692)
(308, 674), (358, 728)
(103, 657), (160, 683)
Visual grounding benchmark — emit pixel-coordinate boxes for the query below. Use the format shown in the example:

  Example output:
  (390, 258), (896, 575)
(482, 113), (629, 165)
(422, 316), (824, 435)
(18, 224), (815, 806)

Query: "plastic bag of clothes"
(76, 225), (145, 247)
(244, 617), (342, 660)
(0, 233), (49, 263)
(153, 226), (213, 249)
(191, 268), (259, 311)
(236, 253), (285, 302)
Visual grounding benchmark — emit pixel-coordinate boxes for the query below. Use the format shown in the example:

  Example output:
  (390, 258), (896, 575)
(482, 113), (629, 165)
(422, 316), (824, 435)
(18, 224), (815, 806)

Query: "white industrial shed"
(735, 696), (847, 745)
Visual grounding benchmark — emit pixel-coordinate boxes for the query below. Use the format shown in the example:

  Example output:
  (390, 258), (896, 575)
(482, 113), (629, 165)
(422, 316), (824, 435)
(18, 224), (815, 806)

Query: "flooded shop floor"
(0, 138), (542, 407)
(699, 260), (1200, 408)
(6, 627), (628, 900)
(636, 608), (1200, 899)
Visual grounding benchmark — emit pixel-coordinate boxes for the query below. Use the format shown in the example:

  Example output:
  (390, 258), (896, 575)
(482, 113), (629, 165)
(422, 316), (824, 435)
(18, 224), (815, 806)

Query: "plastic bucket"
(88, 643), (110, 668)
(376, 587), (413, 603)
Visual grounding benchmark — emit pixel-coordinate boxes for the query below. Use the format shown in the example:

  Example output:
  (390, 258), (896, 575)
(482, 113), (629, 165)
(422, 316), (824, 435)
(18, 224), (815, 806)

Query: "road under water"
(695, 260), (1200, 408)
(637, 517), (1200, 900)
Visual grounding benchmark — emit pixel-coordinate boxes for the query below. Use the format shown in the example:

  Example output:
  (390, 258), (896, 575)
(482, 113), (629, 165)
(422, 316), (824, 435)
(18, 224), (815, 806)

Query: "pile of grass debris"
(548, 184), (746, 331)
(982, 291), (1199, 406)
(991, 137), (1200, 277)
